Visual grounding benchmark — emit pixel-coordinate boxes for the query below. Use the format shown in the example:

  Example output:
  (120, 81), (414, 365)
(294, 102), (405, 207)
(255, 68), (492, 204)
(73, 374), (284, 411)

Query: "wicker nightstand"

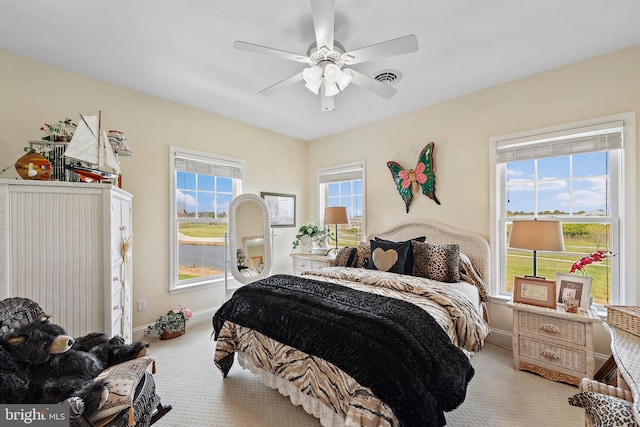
(508, 301), (601, 386)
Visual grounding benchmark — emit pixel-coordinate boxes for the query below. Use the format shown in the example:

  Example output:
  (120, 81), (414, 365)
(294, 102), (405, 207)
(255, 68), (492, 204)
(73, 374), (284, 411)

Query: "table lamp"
(324, 206), (349, 252)
(508, 219), (564, 278)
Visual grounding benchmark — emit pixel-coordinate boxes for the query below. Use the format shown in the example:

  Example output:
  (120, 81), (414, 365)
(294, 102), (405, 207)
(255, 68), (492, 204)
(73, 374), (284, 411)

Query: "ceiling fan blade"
(320, 93), (335, 112)
(347, 69), (397, 99)
(234, 41), (311, 64)
(259, 72), (304, 96)
(310, 0), (335, 52)
(342, 34), (418, 65)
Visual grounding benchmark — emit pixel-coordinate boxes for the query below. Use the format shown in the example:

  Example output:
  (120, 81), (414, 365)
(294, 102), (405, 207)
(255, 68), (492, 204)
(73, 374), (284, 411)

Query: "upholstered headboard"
(366, 220), (491, 283)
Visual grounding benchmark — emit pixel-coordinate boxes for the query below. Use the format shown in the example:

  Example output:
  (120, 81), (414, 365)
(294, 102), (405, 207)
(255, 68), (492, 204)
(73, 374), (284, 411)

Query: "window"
(490, 113), (636, 309)
(170, 147), (244, 292)
(318, 161), (365, 248)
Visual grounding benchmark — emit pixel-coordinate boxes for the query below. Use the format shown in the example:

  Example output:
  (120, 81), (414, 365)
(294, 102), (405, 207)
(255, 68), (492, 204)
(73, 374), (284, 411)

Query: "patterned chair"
(569, 378), (636, 427)
(0, 297), (171, 427)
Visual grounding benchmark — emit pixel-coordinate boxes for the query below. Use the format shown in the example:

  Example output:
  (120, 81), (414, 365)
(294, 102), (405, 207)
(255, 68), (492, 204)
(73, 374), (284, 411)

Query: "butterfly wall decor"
(387, 142), (440, 213)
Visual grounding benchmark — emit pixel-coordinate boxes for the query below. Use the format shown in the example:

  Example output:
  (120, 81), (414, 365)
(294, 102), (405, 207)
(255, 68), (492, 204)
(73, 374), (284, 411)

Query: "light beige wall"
(308, 44), (640, 355)
(0, 50), (308, 329)
(2, 45), (638, 354)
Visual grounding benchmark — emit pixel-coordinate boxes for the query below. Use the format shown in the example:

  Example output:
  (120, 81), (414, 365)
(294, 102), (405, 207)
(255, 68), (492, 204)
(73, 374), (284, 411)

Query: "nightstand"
(508, 301), (601, 386)
(290, 253), (335, 275)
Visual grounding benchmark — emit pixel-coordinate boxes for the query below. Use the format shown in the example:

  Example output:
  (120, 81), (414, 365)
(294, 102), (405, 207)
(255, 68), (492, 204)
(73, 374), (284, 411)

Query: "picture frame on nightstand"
(555, 272), (592, 309)
(512, 276), (557, 308)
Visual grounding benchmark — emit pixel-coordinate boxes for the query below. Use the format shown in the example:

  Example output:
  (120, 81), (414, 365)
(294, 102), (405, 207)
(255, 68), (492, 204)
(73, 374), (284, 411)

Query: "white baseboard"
(133, 306), (219, 342)
(486, 327), (512, 349)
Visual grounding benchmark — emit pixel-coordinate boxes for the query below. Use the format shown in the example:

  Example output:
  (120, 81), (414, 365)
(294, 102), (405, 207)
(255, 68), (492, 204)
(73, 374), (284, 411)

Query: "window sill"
(489, 295), (512, 305)
(170, 277), (227, 295)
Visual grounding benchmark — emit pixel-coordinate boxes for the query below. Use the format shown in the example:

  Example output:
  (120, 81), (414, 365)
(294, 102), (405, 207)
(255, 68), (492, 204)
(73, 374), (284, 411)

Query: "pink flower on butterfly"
(398, 170), (412, 188)
(414, 162), (427, 184)
(398, 163), (427, 189)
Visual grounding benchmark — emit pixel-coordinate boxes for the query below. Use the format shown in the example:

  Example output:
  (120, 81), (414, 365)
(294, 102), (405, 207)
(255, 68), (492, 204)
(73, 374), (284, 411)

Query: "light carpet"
(148, 319), (586, 426)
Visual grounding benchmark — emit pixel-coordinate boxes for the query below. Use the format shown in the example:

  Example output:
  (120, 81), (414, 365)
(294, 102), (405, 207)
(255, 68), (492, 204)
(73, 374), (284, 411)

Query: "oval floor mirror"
(227, 193), (272, 286)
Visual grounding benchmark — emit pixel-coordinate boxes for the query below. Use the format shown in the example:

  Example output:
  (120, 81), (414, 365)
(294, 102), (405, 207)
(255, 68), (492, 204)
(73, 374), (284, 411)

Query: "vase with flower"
(145, 306), (192, 340)
(292, 222), (330, 254)
(569, 250), (615, 308)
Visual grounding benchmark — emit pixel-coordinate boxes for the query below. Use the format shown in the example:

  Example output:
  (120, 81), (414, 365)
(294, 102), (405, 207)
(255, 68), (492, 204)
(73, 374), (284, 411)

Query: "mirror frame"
(228, 193), (272, 284)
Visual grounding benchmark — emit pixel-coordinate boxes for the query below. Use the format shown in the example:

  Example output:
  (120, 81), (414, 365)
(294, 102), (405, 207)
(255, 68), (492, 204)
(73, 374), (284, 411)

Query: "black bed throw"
(213, 274), (475, 426)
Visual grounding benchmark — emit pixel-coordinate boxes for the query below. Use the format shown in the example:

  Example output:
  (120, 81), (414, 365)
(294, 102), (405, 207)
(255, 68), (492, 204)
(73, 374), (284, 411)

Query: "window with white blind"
(318, 161), (365, 248)
(490, 113), (636, 310)
(169, 147), (244, 292)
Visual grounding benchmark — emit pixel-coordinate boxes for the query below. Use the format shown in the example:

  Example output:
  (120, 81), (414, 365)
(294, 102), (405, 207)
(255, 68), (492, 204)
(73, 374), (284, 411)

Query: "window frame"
(490, 112), (636, 309)
(169, 146), (244, 293)
(317, 161), (366, 247)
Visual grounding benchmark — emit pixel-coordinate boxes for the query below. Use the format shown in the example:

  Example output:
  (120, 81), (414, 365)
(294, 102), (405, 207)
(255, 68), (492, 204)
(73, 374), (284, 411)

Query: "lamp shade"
(324, 206), (348, 225)
(509, 219), (565, 251)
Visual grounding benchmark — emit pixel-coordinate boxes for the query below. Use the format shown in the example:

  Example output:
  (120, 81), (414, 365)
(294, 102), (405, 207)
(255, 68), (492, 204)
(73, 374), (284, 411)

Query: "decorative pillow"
(367, 239), (413, 274)
(458, 252), (489, 302)
(356, 241), (370, 268)
(90, 357), (155, 424)
(334, 247), (358, 267)
(411, 241), (460, 283)
(568, 391), (638, 427)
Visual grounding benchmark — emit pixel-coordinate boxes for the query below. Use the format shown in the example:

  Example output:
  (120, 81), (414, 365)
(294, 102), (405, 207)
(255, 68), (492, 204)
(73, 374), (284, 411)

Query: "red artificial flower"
(570, 250), (615, 274)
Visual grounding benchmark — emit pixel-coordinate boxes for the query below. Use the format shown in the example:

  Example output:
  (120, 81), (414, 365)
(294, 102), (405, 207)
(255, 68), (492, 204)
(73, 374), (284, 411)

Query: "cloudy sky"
(506, 151), (608, 215)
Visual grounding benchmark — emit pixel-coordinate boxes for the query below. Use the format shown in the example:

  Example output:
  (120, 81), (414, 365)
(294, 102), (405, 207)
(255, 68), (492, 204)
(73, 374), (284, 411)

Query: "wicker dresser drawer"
(519, 311), (586, 346)
(518, 335), (587, 374)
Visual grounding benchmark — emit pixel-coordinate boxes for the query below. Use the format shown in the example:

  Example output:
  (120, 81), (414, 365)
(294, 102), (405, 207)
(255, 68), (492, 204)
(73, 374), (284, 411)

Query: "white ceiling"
(2, 1), (640, 141)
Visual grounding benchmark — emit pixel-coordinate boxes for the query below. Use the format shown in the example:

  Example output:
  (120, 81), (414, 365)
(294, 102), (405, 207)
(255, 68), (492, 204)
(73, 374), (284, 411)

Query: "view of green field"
(179, 220), (613, 305)
(507, 236), (612, 305)
(179, 222), (227, 240)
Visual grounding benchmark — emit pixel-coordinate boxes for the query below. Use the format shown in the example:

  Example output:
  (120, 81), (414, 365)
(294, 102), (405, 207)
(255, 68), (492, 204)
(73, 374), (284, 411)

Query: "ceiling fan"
(234, 0), (419, 112)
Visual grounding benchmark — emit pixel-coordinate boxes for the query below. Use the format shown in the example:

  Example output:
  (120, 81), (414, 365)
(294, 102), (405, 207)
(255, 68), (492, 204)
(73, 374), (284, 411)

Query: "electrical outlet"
(137, 299), (147, 311)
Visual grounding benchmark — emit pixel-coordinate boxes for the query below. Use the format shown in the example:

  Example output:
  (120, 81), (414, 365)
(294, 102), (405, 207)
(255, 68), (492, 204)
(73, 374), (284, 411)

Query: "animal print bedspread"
(214, 269), (486, 425)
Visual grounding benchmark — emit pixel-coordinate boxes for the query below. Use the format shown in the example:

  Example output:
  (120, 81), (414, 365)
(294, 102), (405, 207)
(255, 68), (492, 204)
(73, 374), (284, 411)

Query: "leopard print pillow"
(568, 391), (638, 427)
(334, 247), (358, 267)
(356, 241), (370, 268)
(411, 241), (460, 283)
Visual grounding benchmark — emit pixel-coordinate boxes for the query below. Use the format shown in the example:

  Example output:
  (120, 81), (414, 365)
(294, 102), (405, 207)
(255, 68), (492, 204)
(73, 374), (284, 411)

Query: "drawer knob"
(540, 324), (560, 334)
(541, 350), (560, 360)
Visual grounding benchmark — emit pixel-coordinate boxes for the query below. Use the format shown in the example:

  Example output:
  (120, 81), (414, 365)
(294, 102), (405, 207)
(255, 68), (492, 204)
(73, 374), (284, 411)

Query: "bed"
(213, 220), (491, 427)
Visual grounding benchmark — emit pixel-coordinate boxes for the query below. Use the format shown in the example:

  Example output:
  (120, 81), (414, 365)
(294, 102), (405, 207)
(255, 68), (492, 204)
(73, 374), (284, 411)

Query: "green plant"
(292, 222), (331, 249)
(144, 306), (192, 336)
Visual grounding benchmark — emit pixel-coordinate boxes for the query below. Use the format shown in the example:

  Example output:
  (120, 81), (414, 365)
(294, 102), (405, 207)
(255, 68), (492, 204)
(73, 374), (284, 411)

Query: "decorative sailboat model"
(63, 112), (121, 182)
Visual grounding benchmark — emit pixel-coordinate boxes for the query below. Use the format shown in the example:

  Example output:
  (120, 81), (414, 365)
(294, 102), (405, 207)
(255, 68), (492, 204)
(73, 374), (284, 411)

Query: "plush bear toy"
(5, 321), (149, 419)
(0, 336), (31, 404)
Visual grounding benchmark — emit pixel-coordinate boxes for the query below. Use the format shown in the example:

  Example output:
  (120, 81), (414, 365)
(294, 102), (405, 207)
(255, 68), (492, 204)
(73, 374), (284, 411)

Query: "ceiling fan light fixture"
(336, 69), (353, 90)
(323, 81), (340, 96)
(303, 65), (323, 94)
(323, 63), (341, 83)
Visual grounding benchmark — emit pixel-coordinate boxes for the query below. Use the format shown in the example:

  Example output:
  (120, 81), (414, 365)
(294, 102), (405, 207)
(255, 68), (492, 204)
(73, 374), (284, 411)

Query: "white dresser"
(290, 253), (335, 275)
(0, 180), (133, 341)
(508, 301), (601, 386)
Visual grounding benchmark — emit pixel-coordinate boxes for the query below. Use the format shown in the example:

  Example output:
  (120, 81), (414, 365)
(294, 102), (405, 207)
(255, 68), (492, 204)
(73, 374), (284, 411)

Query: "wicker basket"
(606, 305), (640, 337)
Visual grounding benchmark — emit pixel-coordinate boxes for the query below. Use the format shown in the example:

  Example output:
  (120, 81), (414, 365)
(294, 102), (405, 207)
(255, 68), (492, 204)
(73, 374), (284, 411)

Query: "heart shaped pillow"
(372, 247), (399, 272)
